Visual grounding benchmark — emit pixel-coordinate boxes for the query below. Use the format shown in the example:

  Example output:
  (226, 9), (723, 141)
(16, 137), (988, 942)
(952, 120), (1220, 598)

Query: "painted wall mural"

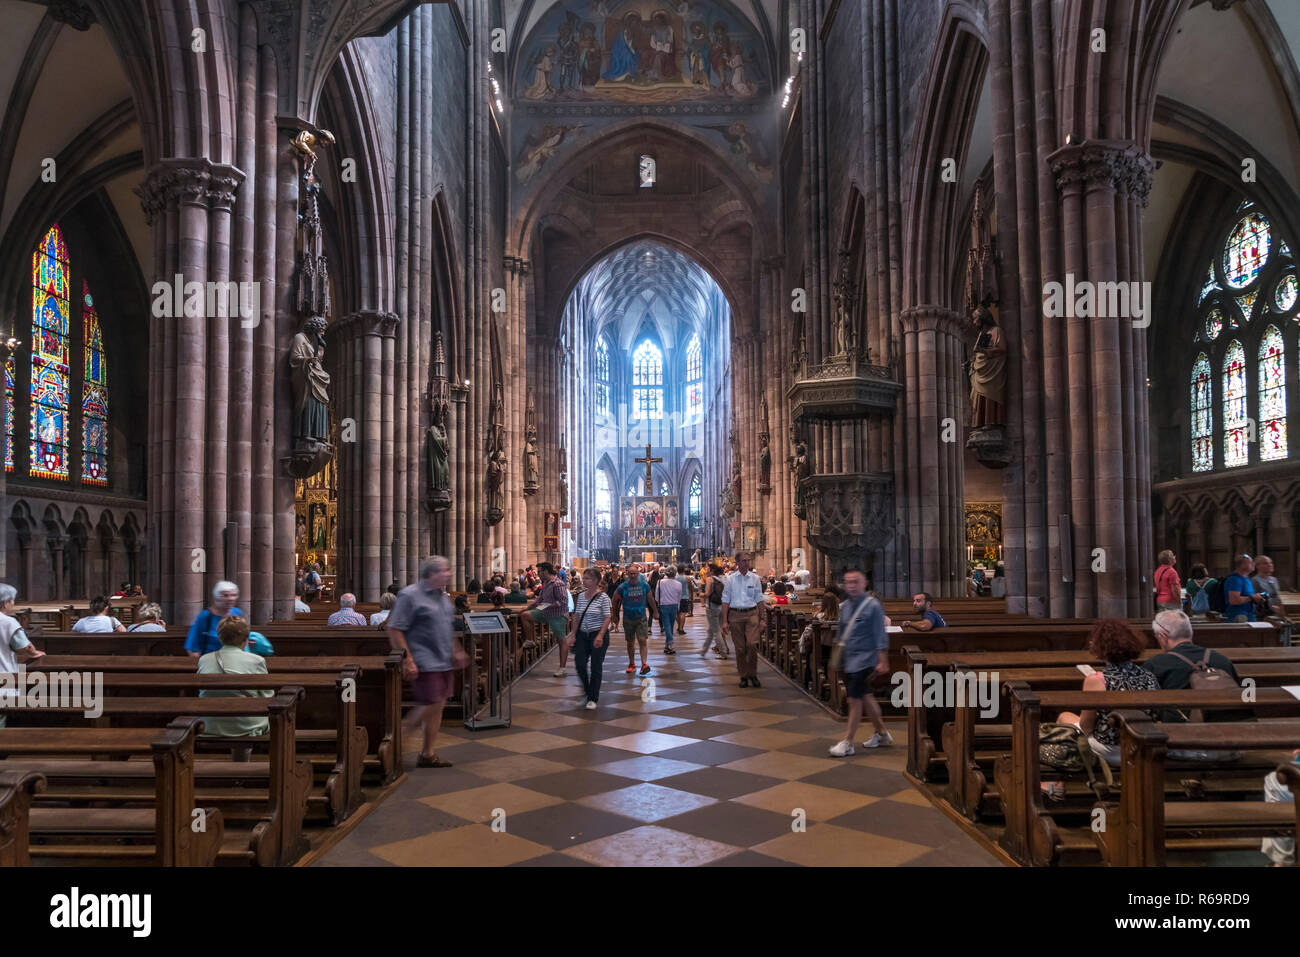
(516, 1), (767, 105)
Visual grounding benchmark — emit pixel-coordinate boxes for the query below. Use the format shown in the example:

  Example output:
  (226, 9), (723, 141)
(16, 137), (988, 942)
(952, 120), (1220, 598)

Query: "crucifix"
(635, 444), (661, 495)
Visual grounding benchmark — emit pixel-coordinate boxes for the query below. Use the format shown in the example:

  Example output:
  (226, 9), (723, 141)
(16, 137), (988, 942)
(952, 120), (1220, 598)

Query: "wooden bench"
(904, 644), (1300, 784)
(0, 770), (44, 866)
(1100, 712), (1300, 865)
(941, 660), (1300, 821)
(996, 685), (1300, 865)
(0, 691), (307, 866)
(0, 718), (224, 866)
(31, 654), (403, 789)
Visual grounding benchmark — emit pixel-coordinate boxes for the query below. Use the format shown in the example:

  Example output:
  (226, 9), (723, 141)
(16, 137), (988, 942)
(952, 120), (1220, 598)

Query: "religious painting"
(741, 521), (765, 552)
(635, 498), (664, 528)
(544, 510), (561, 538)
(965, 503), (1003, 546)
(515, 1), (766, 105)
(543, 535), (560, 552)
(664, 497), (679, 527)
(515, 123), (586, 185)
(692, 119), (773, 183)
(620, 498), (635, 529)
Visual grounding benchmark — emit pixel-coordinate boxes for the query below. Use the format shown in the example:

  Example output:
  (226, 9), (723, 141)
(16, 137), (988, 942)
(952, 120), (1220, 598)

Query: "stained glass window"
(596, 469), (611, 531)
(1191, 353), (1213, 472)
(81, 280), (108, 486)
(659, 480), (669, 496)
(685, 334), (702, 418)
(1222, 212), (1271, 289)
(688, 474), (702, 527)
(1235, 290), (1257, 325)
(1275, 273), (1297, 313)
(1258, 326), (1287, 461)
(1204, 309), (1224, 341)
(1222, 340), (1249, 467)
(595, 337), (610, 416)
(3, 353), (13, 473)
(632, 339), (664, 419)
(31, 225), (70, 480)
(1199, 265), (1218, 304)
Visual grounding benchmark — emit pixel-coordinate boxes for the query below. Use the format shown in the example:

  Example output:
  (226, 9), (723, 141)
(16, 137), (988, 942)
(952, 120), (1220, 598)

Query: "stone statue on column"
(559, 441), (568, 516)
(485, 377), (507, 526)
(831, 249), (858, 360)
(757, 392), (771, 493)
(284, 126), (336, 479)
(426, 330), (451, 511)
(964, 178), (998, 316)
(789, 439), (811, 520)
(523, 389), (540, 495)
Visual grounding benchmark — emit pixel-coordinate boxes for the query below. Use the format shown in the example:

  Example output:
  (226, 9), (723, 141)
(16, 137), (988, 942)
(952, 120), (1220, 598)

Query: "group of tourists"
(1152, 550), (1286, 621)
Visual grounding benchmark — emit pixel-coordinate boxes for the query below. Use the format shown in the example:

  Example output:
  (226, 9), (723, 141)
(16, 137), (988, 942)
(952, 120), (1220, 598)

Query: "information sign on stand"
(462, 612), (512, 730)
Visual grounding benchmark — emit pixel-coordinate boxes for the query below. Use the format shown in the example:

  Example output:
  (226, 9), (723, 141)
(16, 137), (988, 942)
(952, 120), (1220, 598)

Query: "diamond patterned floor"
(315, 617), (998, 866)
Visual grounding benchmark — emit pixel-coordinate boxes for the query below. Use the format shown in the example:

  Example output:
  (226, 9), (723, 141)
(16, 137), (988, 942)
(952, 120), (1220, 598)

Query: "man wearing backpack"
(1145, 609), (1242, 724)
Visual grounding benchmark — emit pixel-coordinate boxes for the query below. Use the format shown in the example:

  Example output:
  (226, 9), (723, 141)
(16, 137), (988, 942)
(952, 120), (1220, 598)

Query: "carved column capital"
(899, 305), (965, 339)
(1047, 140), (1153, 205)
(504, 256), (532, 277)
(134, 159), (246, 222)
(46, 1), (96, 30)
(335, 309), (399, 341)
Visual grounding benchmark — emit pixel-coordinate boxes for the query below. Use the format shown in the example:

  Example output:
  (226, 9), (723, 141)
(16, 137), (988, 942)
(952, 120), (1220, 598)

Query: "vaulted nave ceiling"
(576, 239), (722, 352)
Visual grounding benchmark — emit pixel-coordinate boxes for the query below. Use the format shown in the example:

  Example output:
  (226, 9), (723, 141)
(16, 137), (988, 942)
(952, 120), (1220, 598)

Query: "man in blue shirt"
(900, 592), (946, 632)
(185, 581), (242, 657)
(1223, 554), (1257, 622)
(829, 568), (893, 757)
(614, 564), (657, 676)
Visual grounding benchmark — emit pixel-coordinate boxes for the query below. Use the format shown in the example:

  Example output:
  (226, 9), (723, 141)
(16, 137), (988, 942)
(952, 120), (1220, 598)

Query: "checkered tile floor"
(316, 617), (998, 866)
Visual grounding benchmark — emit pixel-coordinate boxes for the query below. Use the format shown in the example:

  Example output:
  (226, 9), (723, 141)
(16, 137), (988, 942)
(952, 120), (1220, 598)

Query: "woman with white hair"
(127, 602), (167, 632)
(185, 581), (242, 658)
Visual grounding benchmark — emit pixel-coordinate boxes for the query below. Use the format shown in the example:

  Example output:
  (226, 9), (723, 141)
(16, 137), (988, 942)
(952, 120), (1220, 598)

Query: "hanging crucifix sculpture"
(635, 444), (661, 495)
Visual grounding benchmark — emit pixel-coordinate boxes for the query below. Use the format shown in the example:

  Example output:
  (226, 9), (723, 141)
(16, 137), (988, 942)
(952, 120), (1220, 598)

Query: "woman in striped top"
(569, 567), (613, 709)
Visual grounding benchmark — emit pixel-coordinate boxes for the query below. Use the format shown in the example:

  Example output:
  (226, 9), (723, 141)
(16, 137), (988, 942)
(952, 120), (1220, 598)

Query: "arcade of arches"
(1, 0), (1298, 629)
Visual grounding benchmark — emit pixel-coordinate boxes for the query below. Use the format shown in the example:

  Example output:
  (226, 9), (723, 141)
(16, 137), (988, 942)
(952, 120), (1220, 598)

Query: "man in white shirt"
(71, 597), (126, 633)
(722, 551), (766, 688)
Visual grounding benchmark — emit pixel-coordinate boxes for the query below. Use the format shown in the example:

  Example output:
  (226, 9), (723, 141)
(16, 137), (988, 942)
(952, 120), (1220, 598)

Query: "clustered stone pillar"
(899, 306), (966, 597)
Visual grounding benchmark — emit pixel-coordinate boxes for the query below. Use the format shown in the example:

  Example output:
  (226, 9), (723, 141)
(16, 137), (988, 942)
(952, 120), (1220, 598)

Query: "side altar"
(617, 494), (682, 563)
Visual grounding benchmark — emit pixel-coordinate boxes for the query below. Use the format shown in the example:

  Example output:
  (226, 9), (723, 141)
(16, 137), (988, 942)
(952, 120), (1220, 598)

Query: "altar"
(618, 493), (681, 564)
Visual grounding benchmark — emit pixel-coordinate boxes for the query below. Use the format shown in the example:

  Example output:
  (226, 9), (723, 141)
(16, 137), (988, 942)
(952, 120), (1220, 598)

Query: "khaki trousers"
(728, 607), (761, 679)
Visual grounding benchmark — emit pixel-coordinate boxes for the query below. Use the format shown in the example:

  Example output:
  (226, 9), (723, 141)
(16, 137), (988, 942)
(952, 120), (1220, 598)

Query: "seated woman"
(71, 596), (127, 633)
(370, 591), (396, 627)
(127, 602), (167, 632)
(767, 581), (790, 605)
(1049, 619), (1157, 786)
(197, 616), (274, 747)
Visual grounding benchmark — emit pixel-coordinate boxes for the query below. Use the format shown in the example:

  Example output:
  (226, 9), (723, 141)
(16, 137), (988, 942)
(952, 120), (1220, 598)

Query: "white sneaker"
(553, 668), (566, 678)
(828, 740), (855, 757)
(862, 731), (894, 749)
(585, 700), (597, 710)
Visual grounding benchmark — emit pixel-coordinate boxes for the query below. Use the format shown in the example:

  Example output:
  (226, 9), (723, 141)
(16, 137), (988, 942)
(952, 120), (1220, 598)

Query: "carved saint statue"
(290, 315), (330, 444)
(758, 392), (771, 491)
(427, 404), (450, 499)
(968, 306), (1006, 428)
(486, 448), (508, 515)
(790, 441), (810, 516)
(524, 434), (540, 490)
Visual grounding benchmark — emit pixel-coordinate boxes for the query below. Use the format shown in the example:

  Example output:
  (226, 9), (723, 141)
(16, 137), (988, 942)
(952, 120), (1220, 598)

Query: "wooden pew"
(904, 644), (1300, 784)
(0, 770), (43, 866)
(0, 692), (308, 866)
(996, 684), (1300, 865)
(0, 718), (224, 866)
(30, 654), (403, 788)
(1099, 712), (1300, 865)
(941, 659), (1300, 821)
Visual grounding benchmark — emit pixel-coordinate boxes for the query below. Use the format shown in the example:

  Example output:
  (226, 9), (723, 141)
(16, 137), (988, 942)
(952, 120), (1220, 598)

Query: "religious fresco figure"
(603, 12), (643, 82)
(645, 11), (678, 81)
(687, 22), (710, 85)
(577, 22), (603, 88)
(523, 44), (557, 99)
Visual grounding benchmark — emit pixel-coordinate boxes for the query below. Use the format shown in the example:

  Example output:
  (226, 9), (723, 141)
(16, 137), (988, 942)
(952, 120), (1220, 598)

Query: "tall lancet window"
(1222, 340), (1249, 468)
(1258, 326), (1287, 461)
(595, 336), (610, 416)
(31, 225), (71, 480)
(596, 469), (612, 530)
(82, 280), (109, 485)
(632, 339), (664, 419)
(685, 334), (702, 418)
(688, 474), (702, 527)
(4, 354), (14, 473)
(1190, 353), (1213, 472)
